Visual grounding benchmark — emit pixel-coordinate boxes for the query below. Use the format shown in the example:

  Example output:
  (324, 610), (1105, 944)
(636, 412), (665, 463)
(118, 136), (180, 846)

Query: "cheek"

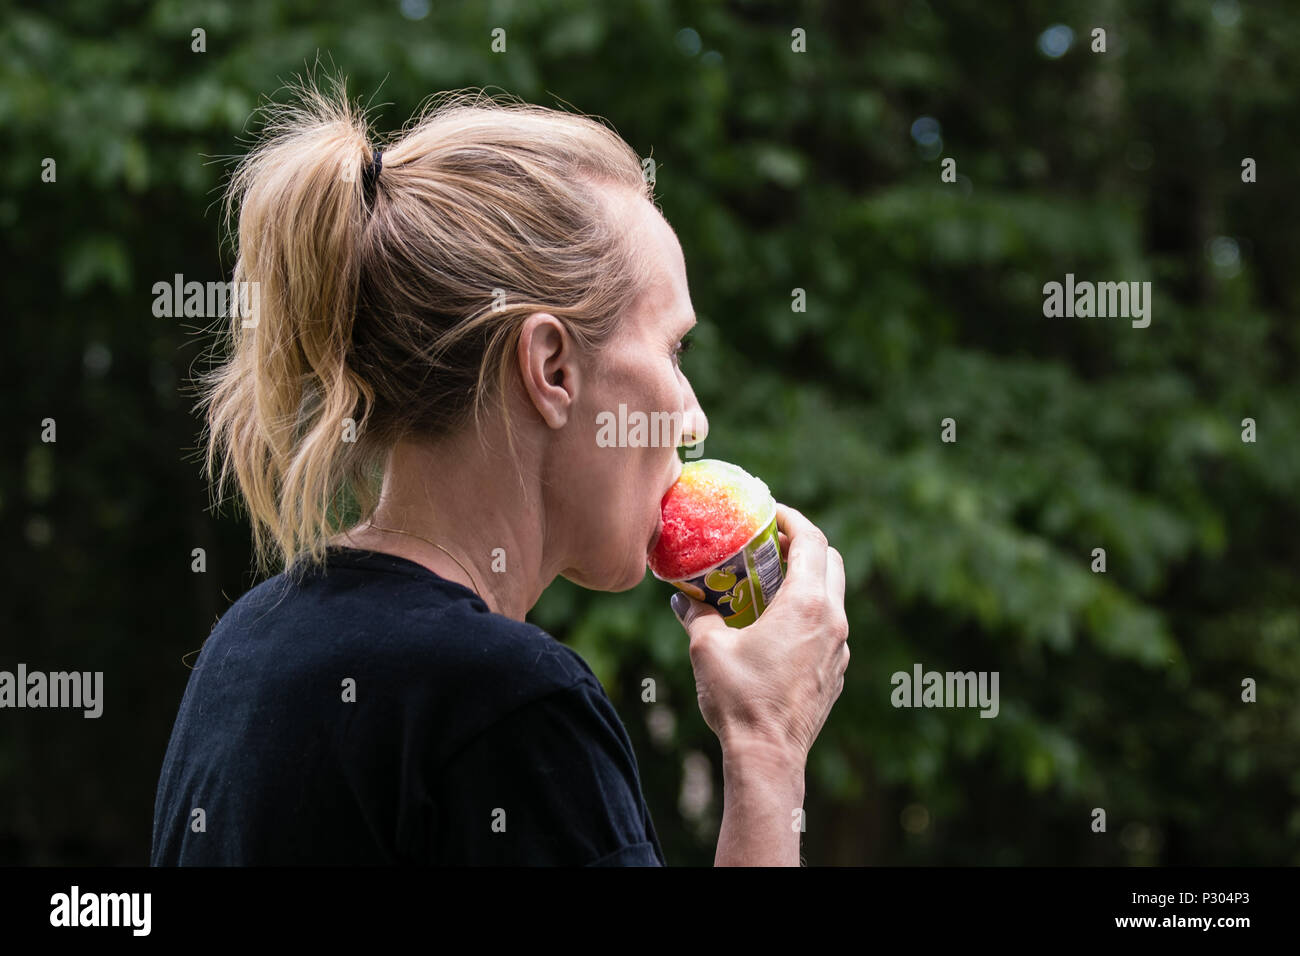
(577, 354), (678, 528)
(572, 442), (643, 539)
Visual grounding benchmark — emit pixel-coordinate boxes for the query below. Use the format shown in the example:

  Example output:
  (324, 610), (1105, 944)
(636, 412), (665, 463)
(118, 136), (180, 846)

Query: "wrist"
(720, 732), (806, 778)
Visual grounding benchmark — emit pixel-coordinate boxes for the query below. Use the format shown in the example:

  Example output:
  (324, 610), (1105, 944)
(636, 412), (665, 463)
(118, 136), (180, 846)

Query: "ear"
(516, 312), (578, 429)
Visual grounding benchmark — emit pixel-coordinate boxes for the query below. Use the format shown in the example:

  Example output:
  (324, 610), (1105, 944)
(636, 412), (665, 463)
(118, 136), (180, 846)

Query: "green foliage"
(2, 0), (1296, 865)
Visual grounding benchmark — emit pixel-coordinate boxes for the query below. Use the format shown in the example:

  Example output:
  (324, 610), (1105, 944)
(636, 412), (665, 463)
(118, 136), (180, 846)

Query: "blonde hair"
(197, 77), (655, 577)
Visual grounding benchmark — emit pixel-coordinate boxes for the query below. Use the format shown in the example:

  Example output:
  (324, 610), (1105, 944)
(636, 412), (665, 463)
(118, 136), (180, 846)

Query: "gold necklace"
(364, 522), (487, 605)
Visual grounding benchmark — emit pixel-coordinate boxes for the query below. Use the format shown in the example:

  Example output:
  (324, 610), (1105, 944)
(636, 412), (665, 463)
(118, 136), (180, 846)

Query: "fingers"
(777, 530), (790, 562)
(670, 592), (730, 641)
(775, 503), (828, 586)
(826, 546), (846, 612)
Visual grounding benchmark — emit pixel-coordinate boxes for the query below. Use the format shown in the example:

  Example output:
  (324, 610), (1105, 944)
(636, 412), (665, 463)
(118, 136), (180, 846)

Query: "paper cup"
(653, 505), (786, 628)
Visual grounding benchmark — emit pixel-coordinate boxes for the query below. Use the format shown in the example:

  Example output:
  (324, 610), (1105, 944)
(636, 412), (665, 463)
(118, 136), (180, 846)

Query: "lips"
(648, 514), (663, 554)
(647, 471), (677, 555)
(647, 463), (686, 556)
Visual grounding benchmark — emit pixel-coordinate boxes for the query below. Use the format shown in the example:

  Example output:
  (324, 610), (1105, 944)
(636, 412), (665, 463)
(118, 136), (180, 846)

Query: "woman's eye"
(673, 333), (695, 362)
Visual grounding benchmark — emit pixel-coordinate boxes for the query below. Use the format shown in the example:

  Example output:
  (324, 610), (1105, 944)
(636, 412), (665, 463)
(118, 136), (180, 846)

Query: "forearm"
(714, 739), (807, 866)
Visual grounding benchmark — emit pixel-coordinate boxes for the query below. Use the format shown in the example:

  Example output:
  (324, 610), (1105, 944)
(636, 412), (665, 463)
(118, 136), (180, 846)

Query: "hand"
(671, 503), (850, 764)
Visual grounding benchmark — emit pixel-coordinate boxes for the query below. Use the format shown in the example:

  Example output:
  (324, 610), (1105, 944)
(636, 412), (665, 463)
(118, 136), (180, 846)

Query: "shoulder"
(392, 609), (605, 761)
(402, 606), (601, 713)
(195, 550), (604, 757)
(211, 547), (595, 685)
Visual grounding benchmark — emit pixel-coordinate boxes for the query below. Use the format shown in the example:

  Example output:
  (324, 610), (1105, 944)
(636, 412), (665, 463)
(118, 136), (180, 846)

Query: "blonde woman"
(151, 81), (849, 867)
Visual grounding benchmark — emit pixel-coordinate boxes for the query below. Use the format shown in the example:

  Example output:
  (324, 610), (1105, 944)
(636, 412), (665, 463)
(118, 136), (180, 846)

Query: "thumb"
(670, 591), (728, 639)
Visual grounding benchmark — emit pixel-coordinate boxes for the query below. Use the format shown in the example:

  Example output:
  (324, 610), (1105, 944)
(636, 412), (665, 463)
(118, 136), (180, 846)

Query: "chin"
(564, 551), (649, 593)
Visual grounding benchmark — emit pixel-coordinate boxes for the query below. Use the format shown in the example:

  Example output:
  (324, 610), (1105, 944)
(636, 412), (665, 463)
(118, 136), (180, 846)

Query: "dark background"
(2, 0), (1297, 866)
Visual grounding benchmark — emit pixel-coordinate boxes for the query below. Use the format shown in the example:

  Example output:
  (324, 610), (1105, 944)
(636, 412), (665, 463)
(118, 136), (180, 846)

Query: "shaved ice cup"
(650, 460), (787, 628)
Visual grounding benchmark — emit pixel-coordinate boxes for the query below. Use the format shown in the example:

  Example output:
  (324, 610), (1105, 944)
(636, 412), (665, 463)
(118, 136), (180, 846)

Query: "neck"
(338, 429), (556, 622)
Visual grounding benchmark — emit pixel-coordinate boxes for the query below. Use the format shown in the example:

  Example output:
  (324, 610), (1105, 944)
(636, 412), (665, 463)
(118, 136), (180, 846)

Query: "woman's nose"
(680, 395), (709, 454)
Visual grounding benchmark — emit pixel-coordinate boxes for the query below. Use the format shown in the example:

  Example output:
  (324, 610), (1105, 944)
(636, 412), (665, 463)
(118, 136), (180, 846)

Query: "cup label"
(669, 515), (785, 628)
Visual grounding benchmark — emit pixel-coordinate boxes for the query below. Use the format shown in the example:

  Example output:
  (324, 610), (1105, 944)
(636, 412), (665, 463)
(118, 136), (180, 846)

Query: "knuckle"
(833, 617), (850, 643)
(813, 593), (839, 622)
(790, 588), (821, 617)
(802, 593), (828, 618)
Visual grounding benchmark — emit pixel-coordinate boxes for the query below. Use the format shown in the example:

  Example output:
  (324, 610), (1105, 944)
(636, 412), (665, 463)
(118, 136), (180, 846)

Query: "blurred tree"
(1, 0), (1296, 865)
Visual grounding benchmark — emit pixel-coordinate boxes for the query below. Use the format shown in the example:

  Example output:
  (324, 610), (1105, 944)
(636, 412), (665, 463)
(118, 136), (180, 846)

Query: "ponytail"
(199, 78), (382, 577)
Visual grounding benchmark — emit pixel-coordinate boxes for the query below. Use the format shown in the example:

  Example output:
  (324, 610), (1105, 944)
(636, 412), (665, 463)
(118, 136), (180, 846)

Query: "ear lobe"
(517, 313), (576, 429)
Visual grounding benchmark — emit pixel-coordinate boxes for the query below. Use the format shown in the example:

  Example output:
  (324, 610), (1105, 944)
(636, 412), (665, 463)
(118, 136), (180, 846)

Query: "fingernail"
(670, 591), (691, 624)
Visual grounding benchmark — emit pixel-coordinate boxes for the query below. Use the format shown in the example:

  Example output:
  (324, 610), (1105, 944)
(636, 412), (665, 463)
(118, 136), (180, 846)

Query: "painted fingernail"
(670, 591), (690, 624)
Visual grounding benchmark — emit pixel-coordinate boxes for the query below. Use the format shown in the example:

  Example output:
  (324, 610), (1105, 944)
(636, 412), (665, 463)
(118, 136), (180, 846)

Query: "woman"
(151, 81), (849, 866)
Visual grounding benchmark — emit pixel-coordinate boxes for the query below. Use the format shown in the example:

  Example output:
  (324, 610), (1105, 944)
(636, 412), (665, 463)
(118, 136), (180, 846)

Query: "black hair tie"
(362, 149), (383, 207)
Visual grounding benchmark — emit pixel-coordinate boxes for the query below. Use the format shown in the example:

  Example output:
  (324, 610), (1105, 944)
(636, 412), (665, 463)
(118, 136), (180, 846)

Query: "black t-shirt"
(150, 546), (665, 866)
